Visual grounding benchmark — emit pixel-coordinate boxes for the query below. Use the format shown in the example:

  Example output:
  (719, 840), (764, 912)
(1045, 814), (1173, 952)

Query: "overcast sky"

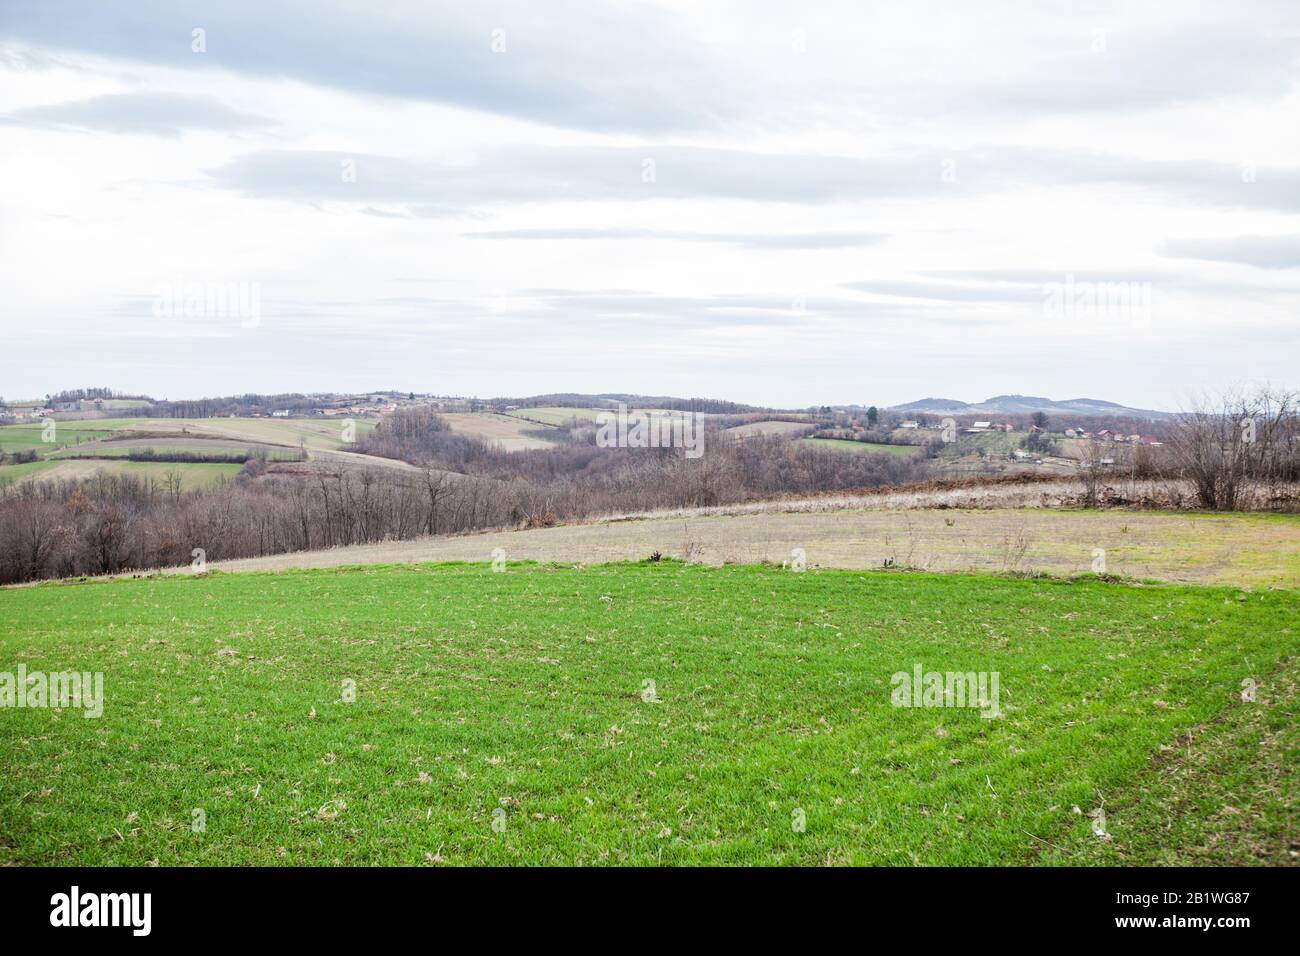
(1, 0), (1297, 409)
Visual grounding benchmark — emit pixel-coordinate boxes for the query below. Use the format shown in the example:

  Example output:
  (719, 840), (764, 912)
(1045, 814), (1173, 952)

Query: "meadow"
(0, 416), (383, 489)
(439, 412), (559, 450)
(0, 459), (243, 489)
(1, 562), (1294, 866)
(0, 417), (373, 455)
(506, 406), (604, 426)
(0, 421), (127, 454)
(802, 437), (920, 458)
(209, 508), (1300, 589)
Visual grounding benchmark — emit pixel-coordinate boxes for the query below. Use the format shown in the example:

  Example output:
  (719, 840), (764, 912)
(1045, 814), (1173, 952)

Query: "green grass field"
(0, 460), (59, 485)
(803, 437), (920, 458)
(506, 406), (605, 426)
(0, 422), (125, 454)
(49, 445), (301, 461)
(1, 562), (1293, 866)
(0, 459), (242, 489)
(0, 417), (375, 456)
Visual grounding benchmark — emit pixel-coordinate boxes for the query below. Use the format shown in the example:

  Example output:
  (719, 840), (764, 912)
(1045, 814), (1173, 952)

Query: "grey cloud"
(1160, 235), (1300, 269)
(946, 149), (1300, 214)
(920, 267), (1300, 299)
(3, 2), (1294, 139)
(0, 0), (740, 134)
(205, 145), (1300, 215)
(987, 26), (1300, 115)
(532, 289), (883, 326)
(206, 146), (936, 206)
(466, 228), (888, 249)
(844, 279), (1037, 303)
(0, 91), (272, 136)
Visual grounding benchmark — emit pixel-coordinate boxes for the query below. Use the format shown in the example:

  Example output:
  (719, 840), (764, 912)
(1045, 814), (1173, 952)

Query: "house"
(900, 421), (920, 429)
(972, 421), (991, 431)
(272, 409), (290, 418)
(1140, 435), (1163, 446)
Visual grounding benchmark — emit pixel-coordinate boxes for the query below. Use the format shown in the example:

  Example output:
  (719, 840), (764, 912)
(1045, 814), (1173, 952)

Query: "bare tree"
(1168, 387), (1299, 510)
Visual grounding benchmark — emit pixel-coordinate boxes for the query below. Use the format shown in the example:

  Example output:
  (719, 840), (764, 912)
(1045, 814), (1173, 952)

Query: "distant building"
(272, 409), (290, 418)
(900, 421), (920, 429)
(972, 421), (991, 430)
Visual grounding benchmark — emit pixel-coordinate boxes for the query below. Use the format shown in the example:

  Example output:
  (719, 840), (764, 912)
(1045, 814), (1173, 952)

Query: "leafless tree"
(1167, 387), (1299, 510)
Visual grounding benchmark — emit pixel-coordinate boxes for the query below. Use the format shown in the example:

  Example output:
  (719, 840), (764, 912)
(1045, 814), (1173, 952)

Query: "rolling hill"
(890, 395), (1172, 419)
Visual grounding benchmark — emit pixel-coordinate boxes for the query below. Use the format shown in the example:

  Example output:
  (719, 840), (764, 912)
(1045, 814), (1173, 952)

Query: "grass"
(213, 507), (1300, 587)
(0, 460), (242, 489)
(506, 407), (605, 426)
(0, 423), (125, 454)
(505, 407), (704, 428)
(0, 460), (59, 485)
(439, 412), (560, 450)
(50, 445), (302, 461)
(0, 562), (1294, 866)
(0, 418), (376, 456)
(802, 437), (920, 458)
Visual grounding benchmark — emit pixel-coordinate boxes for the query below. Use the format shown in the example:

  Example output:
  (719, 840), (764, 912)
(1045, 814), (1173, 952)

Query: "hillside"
(3, 562), (1295, 865)
(891, 395), (1172, 419)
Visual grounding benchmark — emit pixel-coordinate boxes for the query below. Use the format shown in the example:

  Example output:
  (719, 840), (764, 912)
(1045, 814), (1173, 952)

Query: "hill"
(891, 395), (1172, 419)
(2, 562), (1295, 865)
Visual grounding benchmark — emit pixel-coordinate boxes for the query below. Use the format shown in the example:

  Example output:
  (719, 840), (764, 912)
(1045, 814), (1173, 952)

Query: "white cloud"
(0, 0), (1297, 408)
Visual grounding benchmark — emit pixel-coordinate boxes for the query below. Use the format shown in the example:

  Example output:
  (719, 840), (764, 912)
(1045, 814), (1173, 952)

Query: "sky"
(0, 0), (1297, 410)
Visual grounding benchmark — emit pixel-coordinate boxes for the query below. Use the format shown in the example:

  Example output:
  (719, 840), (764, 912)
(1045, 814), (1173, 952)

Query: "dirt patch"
(211, 506), (1300, 587)
(725, 420), (813, 437)
(440, 413), (559, 451)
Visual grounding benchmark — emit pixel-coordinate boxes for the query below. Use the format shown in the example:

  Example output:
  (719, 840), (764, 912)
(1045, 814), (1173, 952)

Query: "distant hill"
(891, 394), (1172, 420)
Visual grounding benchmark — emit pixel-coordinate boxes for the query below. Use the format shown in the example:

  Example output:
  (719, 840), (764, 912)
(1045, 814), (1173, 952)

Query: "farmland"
(0, 562), (1293, 866)
(0, 417), (373, 452)
(0, 459), (243, 489)
(0, 416), (394, 489)
(0, 421), (128, 454)
(212, 506), (1300, 589)
(505, 407), (722, 431)
(439, 412), (560, 451)
(111, 417), (373, 450)
(506, 407), (605, 426)
(727, 420), (813, 438)
(802, 437), (920, 458)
